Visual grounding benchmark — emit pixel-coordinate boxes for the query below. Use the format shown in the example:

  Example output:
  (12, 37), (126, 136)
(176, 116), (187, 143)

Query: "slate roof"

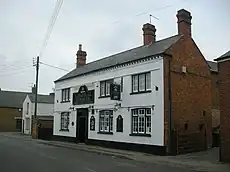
(207, 61), (218, 72)
(0, 90), (54, 109)
(55, 35), (182, 82)
(214, 50), (230, 61)
(0, 91), (29, 109)
(28, 94), (54, 104)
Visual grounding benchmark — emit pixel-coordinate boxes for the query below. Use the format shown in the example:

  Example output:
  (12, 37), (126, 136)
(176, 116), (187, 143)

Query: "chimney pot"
(142, 23), (156, 46)
(177, 9), (192, 37)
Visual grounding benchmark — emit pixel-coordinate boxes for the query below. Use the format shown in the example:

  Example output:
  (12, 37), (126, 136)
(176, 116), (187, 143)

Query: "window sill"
(97, 131), (113, 135)
(98, 95), (110, 99)
(60, 100), (71, 103)
(130, 90), (151, 95)
(59, 129), (69, 132)
(129, 133), (151, 137)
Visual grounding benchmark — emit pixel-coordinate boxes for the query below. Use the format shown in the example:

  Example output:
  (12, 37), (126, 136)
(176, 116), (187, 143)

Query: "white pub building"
(53, 22), (181, 155)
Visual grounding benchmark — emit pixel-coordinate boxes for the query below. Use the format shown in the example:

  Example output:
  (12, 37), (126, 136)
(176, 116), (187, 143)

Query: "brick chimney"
(76, 44), (87, 68)
(142, 23), (156, 45)
(177, 9), (192, 37)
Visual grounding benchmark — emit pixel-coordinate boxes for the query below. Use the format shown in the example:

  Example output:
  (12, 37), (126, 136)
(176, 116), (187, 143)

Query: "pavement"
(1, 132), (230, 172)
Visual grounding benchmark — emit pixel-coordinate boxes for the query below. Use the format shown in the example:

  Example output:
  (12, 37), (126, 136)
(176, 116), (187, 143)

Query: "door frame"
(76, 108), (88, 143)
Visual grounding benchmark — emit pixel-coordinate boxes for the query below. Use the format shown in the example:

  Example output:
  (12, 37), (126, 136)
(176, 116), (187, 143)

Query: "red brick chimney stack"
(76, 44), (87, 68)
(142, 23), (156, 46)
(177, 9), (192, 37)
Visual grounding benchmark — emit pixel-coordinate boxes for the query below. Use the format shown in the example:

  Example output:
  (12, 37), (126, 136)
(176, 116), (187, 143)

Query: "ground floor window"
(131, 108), (151, 134)
(60, 112), (70, 131)
(99, 110), (113, 133)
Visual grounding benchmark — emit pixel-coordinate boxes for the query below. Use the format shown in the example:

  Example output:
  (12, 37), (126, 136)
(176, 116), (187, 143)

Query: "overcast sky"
(0, 0), (229, 94)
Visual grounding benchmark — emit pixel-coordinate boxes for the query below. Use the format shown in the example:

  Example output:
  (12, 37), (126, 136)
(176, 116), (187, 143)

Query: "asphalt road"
(0, 133), (194, 172)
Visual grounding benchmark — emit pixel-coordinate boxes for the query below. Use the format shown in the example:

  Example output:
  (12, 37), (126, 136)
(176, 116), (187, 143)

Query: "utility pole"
(32, 56), (39, 138)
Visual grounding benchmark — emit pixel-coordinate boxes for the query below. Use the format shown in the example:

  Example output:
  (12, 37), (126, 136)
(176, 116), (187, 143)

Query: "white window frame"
(100, 80), (113, 97)
(99, 110), (113, 133)
(61, 88), (70, 102)
(60, 112), (70, 131)
(131, 108), (151, 135)
(131, 72), (151, 93)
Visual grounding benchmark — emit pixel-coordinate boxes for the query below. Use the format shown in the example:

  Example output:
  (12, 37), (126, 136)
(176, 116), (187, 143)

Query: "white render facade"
(53, 56), (165, 147)
(22, 95), (54, 135)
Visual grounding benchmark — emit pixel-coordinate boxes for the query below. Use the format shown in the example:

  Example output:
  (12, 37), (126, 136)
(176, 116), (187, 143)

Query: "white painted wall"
(22, 95), (32, 134)
(22, 95), (54, 135)
(54, 57), (164, 146)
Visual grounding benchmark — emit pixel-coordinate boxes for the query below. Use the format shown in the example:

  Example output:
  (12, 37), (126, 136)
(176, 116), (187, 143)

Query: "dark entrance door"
(76, 108), (88, 143)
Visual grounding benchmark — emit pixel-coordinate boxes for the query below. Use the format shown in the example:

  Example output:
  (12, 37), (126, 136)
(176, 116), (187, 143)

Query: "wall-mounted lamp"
(69, 106), (74, 111)
(151, 105), (155, 111)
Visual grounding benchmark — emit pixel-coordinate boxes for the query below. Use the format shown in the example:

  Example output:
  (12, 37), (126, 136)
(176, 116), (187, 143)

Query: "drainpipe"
(168, 57), (172, 155)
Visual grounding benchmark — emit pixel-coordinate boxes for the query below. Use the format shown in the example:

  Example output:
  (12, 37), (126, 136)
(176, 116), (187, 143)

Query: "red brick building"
(215, 51), (230, 162)
(162, 9), (212, 154)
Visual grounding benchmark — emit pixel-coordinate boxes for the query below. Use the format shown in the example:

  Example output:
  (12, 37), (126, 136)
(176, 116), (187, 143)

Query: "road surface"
(0, 133), (194, 172)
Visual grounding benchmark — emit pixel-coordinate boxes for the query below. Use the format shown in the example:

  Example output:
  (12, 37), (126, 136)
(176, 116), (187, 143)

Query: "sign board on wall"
(73, 85), (94, 105)
(110, 83), (121, 101)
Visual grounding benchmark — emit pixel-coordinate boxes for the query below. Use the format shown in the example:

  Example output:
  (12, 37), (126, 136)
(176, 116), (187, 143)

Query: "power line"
(39, 61), (69, 72)
(39, 0), (63, 58)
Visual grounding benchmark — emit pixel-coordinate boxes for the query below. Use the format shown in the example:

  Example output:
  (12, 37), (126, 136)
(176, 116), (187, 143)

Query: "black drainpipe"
(167, 56), (172, 155)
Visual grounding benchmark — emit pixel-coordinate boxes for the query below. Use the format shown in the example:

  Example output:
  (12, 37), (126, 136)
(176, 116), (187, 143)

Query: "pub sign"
(110, 83), (121, 101)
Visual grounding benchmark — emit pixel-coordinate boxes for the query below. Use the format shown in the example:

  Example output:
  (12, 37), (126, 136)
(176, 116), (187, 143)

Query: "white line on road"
(84, 167), (97, 172)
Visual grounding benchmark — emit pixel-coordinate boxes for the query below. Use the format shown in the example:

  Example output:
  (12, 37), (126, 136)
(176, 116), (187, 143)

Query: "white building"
(53, 20), (177, 155)
(22, 93), (54, 135)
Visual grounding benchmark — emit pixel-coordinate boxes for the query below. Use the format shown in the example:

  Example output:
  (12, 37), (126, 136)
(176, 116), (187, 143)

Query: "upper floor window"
(61, 88), (70, 102)
(100, 79), (113, 97)
(132, 72), (151, 93)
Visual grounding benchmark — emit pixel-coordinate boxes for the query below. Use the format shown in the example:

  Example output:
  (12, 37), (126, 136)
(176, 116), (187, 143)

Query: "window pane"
(138, 116), (145, 133)
(67, 88), (70, 100)
(132, 75), (138, 92)
(109, 116), (113, 131)
(146, 116), (151, 133)
(146, 72), (151, 90)
(139, 109), (145, 115)
(106, 82), (110, 95)
(146, 108), (151, 115)
(132, 116), (138, 133)
(132, 109), (138, 116)
(139, 74), (145, 91)
(100, 82), (105, 96)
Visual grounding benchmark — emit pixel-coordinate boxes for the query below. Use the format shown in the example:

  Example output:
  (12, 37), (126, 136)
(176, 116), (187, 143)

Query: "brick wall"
(164, 36), (212, 151)
(218, 59), (230, 162)
(0, 107), (22, 132)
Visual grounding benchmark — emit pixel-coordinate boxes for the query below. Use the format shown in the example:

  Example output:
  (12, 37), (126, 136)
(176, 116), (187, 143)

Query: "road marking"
(84, 167), (97, 172)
